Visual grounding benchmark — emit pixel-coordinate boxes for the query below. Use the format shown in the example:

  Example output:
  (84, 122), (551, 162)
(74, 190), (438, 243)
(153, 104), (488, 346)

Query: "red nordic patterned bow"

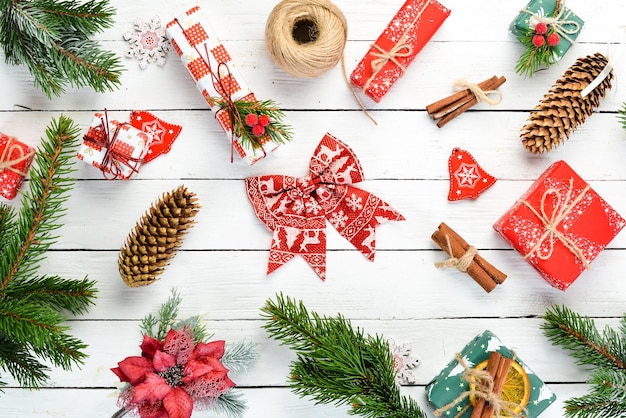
(245, 133), (405, 280)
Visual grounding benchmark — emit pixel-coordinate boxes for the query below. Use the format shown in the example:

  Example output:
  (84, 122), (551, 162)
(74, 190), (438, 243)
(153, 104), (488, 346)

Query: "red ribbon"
(83, 110), (143, 180)
(245, 133), (405, 280)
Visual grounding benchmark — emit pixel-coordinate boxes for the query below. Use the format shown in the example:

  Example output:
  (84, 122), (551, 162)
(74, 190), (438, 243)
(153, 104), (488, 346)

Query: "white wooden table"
(2, 0), (626, 416)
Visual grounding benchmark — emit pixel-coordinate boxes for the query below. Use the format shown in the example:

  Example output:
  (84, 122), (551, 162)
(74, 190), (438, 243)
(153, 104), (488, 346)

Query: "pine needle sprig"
(261, 293), (426, 418)
(618, 103), (626, 131)
(140, 289), (209, 343)
(542, 305), (626, 418)
(0, 115), (97, 390)
(515, 31), (558, 77)
(211, 97), (293, 150)
(0, 0), (122, 98)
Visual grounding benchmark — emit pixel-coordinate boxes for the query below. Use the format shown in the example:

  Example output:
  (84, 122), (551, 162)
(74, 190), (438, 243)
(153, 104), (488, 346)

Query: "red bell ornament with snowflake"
(447, 148), (496, 201)
(245, 134), (405, 280)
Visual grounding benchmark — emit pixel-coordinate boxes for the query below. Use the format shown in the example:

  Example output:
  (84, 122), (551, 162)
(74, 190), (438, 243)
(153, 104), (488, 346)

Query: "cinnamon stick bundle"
(432, 222), (507, 292)
(469, 351), (513, 418)
(426, 76), (506, 128)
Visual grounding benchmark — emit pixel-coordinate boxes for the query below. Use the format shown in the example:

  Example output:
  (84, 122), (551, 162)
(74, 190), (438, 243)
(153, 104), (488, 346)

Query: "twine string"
(433, 354), (528, 418)
(0, 137), (34, 176)
(454, 79), (503, 106)
(85, 110), (143, 180)
(435, 235), (477, 272)
(520, 178), (590, 267)
(265, 0), (376, 124)
(521, 0), (580, 45)
(361, 0), (431, 93)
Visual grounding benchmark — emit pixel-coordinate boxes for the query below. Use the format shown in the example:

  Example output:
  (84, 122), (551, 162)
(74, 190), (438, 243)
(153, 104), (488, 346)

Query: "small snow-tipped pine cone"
(118, 185), (200, 287)
(521, 52), (613, 154)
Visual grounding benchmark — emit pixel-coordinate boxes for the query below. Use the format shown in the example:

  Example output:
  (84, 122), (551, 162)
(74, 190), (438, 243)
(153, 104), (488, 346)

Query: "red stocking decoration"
(447, 148), (496, 201)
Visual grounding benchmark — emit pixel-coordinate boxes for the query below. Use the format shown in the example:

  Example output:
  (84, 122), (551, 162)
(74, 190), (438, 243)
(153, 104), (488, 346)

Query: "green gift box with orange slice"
(425, 330), (556, 417)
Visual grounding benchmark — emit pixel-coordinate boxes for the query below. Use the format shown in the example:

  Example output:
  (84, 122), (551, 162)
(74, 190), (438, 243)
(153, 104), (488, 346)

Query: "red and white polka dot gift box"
(0, 133), (35, 200)
(350, 0), (450, 103)
(166, 6), (280, 165)
(76, 113), (152, 180)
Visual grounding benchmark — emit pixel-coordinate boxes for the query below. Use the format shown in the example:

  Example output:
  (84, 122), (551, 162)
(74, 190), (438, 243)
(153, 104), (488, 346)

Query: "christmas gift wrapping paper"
(77, 113), (152, 180)
(425, 330), (556, 418)
(493, 160), (625, 290)
(0, 133), (35, 200)
(165, 6), (279, 165)
(510, 0), (584, 61)
(350, 0), (450, 103)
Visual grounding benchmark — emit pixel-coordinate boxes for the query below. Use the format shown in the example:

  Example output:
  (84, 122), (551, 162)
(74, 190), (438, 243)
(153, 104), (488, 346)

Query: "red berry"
(245, 113), (258, 127)
(547, 33), (560, 47)
(534, 22), (548, 35)
(532, 35), (545, 47)
(258, 114), (270, 127)
(252, 124), (265, 137)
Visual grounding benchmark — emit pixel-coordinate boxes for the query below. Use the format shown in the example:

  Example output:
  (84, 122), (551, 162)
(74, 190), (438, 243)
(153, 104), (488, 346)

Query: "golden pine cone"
(118, 185), (200, 287)
(521, 52), (613, 154)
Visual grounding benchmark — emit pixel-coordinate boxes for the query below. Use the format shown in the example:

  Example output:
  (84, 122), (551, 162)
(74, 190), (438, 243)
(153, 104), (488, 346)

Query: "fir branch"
(0, 115), (97, 390)
(53, 37), (123, 92)
(38, 0), (115, 35)
(0, 333), (50, 388)
(208, 389), (248, 418)
(4, 275), (96, 315)
(140, 289), (211, 342)
(618, 102), (626, 131)
(221, 340), (259, 374)
(542, 305), (626, 372)
(140, 289), (182, 341)
(542, 305), (626, 418)
(0, 0), (122, 97)
(261, 293), (426, 418)
(1, 116), (81, 290)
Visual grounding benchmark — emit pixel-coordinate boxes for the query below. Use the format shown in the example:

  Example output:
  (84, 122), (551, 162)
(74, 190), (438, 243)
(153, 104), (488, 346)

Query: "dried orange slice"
(468, 358), (531, 416)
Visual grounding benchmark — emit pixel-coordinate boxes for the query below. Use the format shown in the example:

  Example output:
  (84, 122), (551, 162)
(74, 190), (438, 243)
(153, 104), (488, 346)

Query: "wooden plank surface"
(2, 0), (625, 416)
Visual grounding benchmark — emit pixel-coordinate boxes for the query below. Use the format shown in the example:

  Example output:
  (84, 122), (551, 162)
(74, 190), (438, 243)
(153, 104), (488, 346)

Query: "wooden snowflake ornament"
(447, 148), (496, 201)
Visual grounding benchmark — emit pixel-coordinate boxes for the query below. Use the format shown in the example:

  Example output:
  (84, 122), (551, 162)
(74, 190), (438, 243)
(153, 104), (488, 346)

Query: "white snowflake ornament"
(388, 338), (420, 385)
(124, 16), (170, 69)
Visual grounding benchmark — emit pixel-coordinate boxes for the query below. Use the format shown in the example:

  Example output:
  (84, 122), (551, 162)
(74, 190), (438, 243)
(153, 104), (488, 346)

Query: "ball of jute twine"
(265, 0), (347, 78)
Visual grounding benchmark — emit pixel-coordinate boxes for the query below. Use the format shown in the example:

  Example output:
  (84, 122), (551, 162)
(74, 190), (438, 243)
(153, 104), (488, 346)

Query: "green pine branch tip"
(261, 293), (426, 418)
(0, 115), (97, 391)
(0, 0), (123, 98)
(542, 305), (626, 417)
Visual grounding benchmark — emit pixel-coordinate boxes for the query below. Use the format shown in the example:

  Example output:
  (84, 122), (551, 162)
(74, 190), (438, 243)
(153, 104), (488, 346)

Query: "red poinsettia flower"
(112, 329), (235, 418)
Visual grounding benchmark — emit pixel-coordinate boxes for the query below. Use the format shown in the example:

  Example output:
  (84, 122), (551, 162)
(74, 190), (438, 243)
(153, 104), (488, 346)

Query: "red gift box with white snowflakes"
(0, 133), (35, 200)
(77, 113), (152, 180)
(165, 6), (279, 165)
(493, 160), (625, 290)
(350, 0), (450, 103)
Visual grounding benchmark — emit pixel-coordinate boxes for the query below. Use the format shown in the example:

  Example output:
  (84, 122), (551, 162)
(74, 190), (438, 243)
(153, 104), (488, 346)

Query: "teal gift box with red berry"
(510, 0), (584, 62)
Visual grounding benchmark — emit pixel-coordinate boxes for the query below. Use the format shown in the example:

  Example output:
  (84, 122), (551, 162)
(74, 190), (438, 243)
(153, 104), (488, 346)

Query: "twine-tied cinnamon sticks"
(426, 75), (506, 127)
(432, 222), (507, 292)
